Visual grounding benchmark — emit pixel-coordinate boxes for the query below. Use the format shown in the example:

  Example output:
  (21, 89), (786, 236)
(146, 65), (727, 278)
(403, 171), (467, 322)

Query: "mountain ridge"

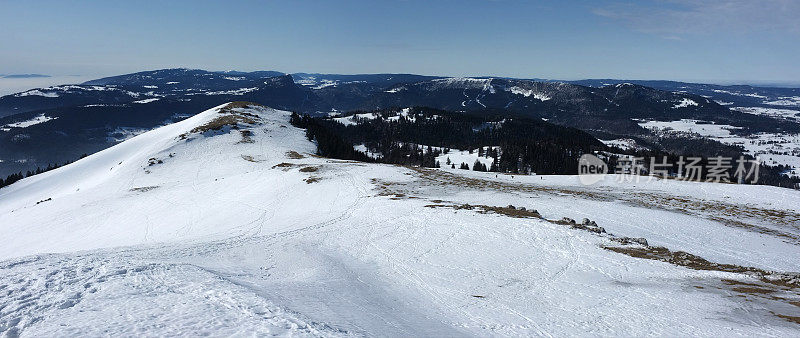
(1, 68), (798, 178)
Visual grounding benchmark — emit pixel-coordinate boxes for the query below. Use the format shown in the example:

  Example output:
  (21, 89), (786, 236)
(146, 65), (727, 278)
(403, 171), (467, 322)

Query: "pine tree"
(489, 159), (498, 172)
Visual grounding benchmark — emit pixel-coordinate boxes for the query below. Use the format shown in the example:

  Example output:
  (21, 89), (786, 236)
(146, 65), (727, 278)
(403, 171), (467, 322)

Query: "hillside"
(1, 102), (800, 335)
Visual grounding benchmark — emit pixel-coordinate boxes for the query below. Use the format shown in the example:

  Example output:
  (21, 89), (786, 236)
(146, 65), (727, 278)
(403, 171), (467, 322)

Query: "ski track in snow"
(1, 103), (800, 336)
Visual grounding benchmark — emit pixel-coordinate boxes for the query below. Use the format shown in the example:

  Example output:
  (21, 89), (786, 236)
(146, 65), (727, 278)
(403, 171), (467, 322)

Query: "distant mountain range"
(0, 68), (798, 176)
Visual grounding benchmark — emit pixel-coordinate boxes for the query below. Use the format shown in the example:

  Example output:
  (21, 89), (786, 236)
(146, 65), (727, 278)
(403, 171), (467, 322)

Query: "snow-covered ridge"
(431, 77), (492, 86)
(599, 83), (636, 89)
(507, 86), (551, 101)
(0, 102), (304, 220)
(428, 77), (496, 92)
(295, 77), (368, 89)
(14, 89), (60, 98)
(12, 84), (144, 98)
(201, 87), (259, 96)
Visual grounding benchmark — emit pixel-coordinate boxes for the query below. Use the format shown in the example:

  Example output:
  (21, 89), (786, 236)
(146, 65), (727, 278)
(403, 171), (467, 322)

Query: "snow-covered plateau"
(1, 102), (800, 336)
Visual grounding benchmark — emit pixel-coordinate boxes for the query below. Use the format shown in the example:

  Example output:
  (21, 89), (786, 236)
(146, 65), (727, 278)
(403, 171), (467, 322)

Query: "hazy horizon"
(2, 0), (799, 86)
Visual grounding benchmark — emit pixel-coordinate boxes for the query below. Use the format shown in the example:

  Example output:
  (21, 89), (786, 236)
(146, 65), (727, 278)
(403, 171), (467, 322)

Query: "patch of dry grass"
(241, 155), (261, 163)
(731, 286), (775, 294)
(603, 245), (800, 289)
(189, 115), (256, 135)
(424, 202), (542, 218)
(774, 313), (800, 324)
(410, 167), (610, 201)
(238, 130), (254, 143)
(286, 151), (305, 159)
(178, 102), (263, 139)
(221, 101), (257, 110)
(272, 162), (294, 169)
(130, 186), (159, 192)
(299, 166), (319, 173)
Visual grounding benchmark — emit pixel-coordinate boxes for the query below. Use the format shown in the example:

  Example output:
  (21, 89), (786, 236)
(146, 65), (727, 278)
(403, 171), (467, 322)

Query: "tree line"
(290, 106), (799, 189)
(0, 154), (87, 189)
(291, 107), (605, 174)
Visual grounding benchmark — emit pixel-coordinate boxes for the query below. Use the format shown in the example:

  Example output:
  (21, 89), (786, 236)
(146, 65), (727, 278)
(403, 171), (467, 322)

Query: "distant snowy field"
(735, 106), (800, 122)
(0, 75), (96, 96)
(639, 119), (742, 137)
(640, 117), (800, 176)
(1, 103), (800, 336)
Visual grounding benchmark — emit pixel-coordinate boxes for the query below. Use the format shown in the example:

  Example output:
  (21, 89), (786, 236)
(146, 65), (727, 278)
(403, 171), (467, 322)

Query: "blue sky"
(1, 0), (798, 85)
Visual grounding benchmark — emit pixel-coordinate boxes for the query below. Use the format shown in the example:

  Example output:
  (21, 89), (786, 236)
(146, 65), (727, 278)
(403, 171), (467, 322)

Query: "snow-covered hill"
(2, 102), (800, 336)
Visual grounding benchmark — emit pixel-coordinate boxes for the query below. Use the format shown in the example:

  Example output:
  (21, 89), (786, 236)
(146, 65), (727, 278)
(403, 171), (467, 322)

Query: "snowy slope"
(2, 102), (800, 336)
